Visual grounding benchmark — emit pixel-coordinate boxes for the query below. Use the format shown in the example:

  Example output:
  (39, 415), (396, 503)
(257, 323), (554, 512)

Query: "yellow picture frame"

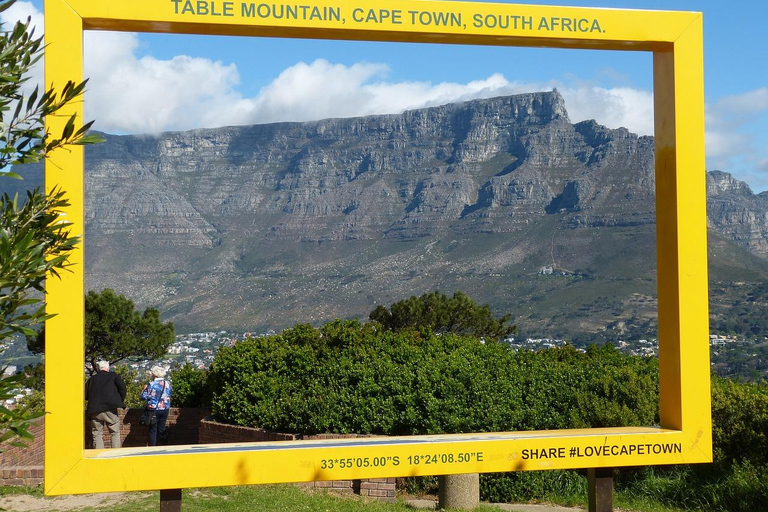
(44, 0), (710, 495)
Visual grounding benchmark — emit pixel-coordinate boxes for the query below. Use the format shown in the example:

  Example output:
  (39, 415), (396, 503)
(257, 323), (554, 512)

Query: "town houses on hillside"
(3, 331), (766, 407)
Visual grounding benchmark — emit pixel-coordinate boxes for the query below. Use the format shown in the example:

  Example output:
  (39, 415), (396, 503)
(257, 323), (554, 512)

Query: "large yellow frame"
(44, 0), (709, 496)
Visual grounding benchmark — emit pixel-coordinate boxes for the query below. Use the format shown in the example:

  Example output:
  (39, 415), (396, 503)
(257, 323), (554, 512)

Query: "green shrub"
(711, 375), (768, 465)
(170, 364), (212, 408)
(207, 318), (662, 508)
(205, 320), (768, 509)
(209, 322), (658, 436)
(113, 365), (146, 408)
(208, 320), (552, 435)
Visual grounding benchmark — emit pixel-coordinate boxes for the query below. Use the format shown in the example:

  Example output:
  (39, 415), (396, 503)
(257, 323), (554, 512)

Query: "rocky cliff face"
(82, 91), (657, 244)
(6, 91), (768, 335)
(706, 170), (768, 258)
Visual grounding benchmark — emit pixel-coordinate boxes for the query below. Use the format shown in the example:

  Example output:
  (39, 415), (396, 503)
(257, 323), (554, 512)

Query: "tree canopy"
(27, 289), (175, 374)
(83, 289), (175, 372)
(369, 290), (516, 341)
(0, 189), (78, 341)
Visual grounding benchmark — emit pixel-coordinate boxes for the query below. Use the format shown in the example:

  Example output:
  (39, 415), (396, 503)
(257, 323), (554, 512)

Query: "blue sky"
(5, 1), (768, 191)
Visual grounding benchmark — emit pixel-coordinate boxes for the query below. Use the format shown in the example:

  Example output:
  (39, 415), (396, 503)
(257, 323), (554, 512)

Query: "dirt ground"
(0, 491), (150, 511)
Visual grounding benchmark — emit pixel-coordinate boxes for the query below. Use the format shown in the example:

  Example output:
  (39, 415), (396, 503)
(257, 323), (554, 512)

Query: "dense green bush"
(208, 321), (520, 434)
(711, 375), (768, 466)
(206, 320), (661, 503)
(169, 364), (212, 408)
(613, 376), (768, 512)
(208, 320), (658, 436)
(206, 320), (768, 510)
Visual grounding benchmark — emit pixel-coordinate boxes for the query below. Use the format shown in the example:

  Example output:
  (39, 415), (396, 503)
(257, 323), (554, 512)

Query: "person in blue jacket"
(140, 365), (172, 446)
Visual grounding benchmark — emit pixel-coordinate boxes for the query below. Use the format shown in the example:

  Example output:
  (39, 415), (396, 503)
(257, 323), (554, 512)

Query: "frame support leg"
(588, 468), (613, 512)
(160, 488), (182, 512)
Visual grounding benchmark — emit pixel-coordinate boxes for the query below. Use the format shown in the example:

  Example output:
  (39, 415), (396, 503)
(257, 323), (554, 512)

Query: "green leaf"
(0, 0), (18, 15)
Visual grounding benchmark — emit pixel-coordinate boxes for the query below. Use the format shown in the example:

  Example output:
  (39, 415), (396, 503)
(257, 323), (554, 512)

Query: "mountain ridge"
(5, 91), (768, 338)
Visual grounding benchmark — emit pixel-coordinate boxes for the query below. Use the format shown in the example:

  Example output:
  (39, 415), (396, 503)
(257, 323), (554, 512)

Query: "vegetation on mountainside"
(710, 281), (768, 338)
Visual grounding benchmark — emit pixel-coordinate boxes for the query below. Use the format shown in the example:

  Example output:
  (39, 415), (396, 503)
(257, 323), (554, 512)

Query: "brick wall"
(0, 466), (44, 486)
(356, 478), (398, 499)
(198, 419), (297, 443)
(0, 408), (210, 486)
(89, 407), (211, 448)
(0, 417), (44, 466)
(0, 417), (45, 486)
(1, 411), (396, 501)
(199, 419), (396, 500)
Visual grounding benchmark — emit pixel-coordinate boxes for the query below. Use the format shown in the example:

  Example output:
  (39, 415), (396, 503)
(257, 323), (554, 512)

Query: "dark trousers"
(148, 408), (169, 446)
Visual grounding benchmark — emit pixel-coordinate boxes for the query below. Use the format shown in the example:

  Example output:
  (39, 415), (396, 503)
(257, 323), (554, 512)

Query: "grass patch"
(0, 482), (727, 512)
(614, 495), (705, 512)
(0, 485), (414, 512)
(177, 485), (413, 512)
(0, 485), (43, 497)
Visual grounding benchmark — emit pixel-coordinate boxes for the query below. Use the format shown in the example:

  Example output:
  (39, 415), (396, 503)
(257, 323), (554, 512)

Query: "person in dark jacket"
(85, 360), (127, 448)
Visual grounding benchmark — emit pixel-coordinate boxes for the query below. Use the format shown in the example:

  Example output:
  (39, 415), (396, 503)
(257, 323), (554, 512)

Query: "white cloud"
(0, 1), (45, 95)
(83, 31), (242, 133)
(558, 86), (655, 136)
(713, 87), (768, 118)
(705, 89), (768, 191)
(217, 63), (543, 127)
(705, 131), (750, 160)
(7, 1), (768, 191)
(188, 59), (655, 136)
(1, 2), (655, 137)
(0, 1), (43, 35)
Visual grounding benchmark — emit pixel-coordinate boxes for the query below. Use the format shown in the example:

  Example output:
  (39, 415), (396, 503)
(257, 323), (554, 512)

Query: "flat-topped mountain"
(7, 91), (768, 338)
